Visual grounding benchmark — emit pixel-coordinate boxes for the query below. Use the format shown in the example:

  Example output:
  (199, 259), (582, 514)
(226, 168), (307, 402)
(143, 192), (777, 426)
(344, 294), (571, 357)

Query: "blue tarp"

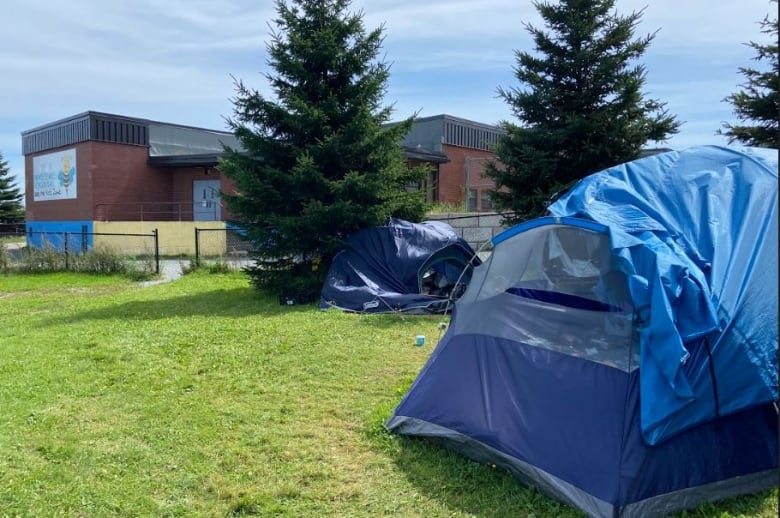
(320, 218), (479, 313)
(386, 146), (778, 515)
(548, 145), (778, 444)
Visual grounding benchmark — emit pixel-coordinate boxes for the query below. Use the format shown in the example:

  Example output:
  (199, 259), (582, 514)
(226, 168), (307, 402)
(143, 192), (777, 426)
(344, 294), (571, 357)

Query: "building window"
(427, 170), (438, 202)
(467, 188), (478, 212)
(480, 190), (493, 211)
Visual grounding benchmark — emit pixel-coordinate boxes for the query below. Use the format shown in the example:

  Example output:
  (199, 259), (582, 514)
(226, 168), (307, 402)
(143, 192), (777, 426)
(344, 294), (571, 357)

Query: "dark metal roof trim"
(21, 111), (146, 136)
(22, 110), (234, 137)
(149, 147), (449, 168)
(148, 153), (222, 168)
(412, 113), (502, 130)
(22, 111), (149, 155)
(21, 111), (234, 156)
(402, 146), (449, 163)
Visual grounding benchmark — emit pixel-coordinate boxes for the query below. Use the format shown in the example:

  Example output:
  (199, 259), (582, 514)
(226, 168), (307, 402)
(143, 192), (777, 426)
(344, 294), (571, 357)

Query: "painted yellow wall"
(93, 221), (227, 256)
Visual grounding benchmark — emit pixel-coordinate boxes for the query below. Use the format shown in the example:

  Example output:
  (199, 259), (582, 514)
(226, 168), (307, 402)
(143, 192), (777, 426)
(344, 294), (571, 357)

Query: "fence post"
(194, 227), (200, 266)
(81, 225), (88, 253)
(153, 228), (160, 275)
(64, 232), (69, 270)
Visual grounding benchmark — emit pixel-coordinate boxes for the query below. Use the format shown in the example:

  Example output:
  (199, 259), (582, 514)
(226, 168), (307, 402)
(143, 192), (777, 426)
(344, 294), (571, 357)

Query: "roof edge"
(22, 110), (234, 137)
(21, 111), (151, 136)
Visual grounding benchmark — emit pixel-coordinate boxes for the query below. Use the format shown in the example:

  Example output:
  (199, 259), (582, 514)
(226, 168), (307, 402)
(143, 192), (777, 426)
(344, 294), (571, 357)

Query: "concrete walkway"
(141, 258), (254, 286)
(3, 241), (25, 260)
(139, 260), (187, 286)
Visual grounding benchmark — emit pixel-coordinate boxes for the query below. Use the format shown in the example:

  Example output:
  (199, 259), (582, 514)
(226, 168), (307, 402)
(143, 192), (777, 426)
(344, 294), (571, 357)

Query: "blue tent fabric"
(386, 146), (778, 516)
(388, 333), (777, 516)
(548, 145), (778, 444)
(319, 218), (479, 313)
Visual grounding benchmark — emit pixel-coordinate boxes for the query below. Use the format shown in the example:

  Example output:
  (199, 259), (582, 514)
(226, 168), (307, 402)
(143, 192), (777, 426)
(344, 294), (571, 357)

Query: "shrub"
(17, 245), (66, 272)
(181, 258), (235, 276)
(0, 242), (9, 273)
(8, 245), (156, 280)
(71, 245), (129, 274)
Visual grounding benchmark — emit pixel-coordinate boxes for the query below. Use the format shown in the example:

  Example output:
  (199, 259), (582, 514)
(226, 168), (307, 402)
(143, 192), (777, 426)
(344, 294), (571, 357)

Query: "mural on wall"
(33, 148), (78, 201)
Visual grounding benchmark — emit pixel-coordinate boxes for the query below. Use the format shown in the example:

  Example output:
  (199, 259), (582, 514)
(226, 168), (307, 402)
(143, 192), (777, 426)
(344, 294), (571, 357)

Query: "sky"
(2, 0), (775, 196)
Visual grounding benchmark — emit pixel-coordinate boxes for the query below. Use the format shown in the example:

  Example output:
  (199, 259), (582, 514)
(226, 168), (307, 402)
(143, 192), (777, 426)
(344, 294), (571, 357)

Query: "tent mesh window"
(463, 225), (639, 370)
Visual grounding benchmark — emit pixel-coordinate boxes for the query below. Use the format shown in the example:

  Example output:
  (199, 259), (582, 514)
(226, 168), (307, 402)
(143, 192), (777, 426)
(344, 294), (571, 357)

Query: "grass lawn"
(0, 271), (776, 517)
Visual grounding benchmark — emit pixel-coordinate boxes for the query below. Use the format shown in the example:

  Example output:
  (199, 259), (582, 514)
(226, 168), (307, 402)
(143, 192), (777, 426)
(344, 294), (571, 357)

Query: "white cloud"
(625, 0), (772, 48)
(1, 0), (774, 191)
(360, 0), (540, 39)
(5, 0), (273, 55)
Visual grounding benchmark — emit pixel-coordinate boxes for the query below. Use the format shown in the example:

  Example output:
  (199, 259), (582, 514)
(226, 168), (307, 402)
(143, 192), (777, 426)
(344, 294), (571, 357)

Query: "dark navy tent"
(320, 218), (480, 313)
(387, 146), (778, 517)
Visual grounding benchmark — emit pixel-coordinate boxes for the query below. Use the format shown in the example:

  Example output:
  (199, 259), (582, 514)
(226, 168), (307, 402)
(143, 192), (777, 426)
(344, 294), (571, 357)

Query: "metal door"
(193, 180), (221, 221)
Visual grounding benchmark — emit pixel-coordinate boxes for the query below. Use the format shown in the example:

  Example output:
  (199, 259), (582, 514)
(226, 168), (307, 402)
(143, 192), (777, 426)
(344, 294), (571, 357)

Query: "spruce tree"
(220, 0), (427, 294)
(719, 1), (778, 148)
(485, 0), (680, 224)
(0, 152), (24, 224)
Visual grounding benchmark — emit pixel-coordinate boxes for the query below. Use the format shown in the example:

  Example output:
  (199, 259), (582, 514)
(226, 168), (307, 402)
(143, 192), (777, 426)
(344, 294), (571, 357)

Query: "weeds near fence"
(181, 257), (238, 276)
(17, 245), (65, 272)
(180, 257), (199, 276)
(3, 245), (156, 280)
(0, 243), (9, 273)
(428, 202), (467, 214)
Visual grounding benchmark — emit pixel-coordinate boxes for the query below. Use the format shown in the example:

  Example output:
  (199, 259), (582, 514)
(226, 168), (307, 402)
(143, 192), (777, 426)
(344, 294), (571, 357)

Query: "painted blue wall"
(26, 221), (94, 252)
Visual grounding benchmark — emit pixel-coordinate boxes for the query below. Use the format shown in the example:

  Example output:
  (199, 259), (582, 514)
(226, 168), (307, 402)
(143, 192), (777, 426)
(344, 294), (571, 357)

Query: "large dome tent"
(386, 146), (778, 517)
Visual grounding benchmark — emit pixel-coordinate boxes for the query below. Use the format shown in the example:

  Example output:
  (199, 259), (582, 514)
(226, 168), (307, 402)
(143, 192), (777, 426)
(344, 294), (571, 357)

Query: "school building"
(22, 111), (502, 253)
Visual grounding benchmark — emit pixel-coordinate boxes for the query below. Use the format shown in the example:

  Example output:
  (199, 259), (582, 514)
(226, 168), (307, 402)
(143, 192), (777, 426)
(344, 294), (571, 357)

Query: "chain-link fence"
(194, 226), (253, 266)
(0, 222), (25, 240)
(8, 225), (257, 275)
(23, 229), (159, 274)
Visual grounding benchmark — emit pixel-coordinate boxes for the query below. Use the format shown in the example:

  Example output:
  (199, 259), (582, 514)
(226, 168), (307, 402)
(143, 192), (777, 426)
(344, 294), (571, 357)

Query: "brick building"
(400, 114), (504, 211)
(22, 111), (501, 250)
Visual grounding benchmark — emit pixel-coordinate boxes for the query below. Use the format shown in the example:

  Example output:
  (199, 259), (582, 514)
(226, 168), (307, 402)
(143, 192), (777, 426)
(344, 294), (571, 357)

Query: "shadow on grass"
(41, 287), (319, 325)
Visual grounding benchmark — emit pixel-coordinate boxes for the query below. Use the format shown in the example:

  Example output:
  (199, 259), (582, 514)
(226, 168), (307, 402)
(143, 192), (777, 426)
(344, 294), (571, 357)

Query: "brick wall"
(25, 142), (93, 221)
(436, 145), (496, 209)
(90, 141), (172, 219)
(26, 138), (241, 223)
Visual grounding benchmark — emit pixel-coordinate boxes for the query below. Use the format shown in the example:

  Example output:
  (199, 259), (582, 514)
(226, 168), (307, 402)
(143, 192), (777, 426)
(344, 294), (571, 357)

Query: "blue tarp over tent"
(320, 218), (480, 313)
(387, 146), (778, 517)
(548, 145), (778, 443)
